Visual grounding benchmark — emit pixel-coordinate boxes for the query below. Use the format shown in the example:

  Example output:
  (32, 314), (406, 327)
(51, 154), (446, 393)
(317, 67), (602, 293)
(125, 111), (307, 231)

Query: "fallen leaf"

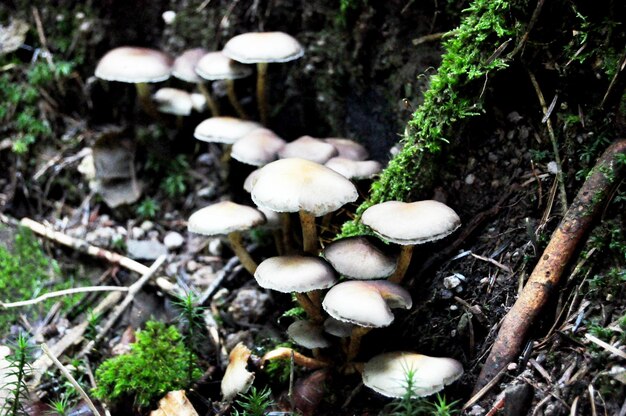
(150, 390), (199, 416)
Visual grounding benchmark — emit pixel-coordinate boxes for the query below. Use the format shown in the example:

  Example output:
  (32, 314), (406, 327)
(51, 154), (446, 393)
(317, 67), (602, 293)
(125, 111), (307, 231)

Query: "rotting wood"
(473, 139), (626, 393)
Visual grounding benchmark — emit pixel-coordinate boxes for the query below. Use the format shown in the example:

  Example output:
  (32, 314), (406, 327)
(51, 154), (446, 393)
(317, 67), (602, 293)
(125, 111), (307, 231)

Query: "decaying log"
(473, 139), (626, 393)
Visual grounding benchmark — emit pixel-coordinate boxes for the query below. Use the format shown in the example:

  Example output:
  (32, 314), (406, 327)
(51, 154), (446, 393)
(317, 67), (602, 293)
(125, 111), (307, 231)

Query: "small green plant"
(160, 155), (190, 198)
(1, 333), (33, 416)
(174, 292), (206, 384)
(85, 309), (100, 341)
(233, 386), (275, 416)
(45, 396), (71, 416)
(136, 198), (160, 219)
(93, 320), (202, 408)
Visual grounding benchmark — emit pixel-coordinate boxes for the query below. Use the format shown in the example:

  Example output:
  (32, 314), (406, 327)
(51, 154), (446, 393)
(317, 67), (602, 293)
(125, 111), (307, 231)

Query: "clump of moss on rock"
(93, 320), (202, 409)
(340, 0), (513, 237)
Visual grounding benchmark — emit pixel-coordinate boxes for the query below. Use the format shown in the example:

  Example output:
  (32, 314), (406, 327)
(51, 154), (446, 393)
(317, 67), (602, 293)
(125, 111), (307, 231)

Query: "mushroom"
(324, 138), (369, 161)
(187, 201), (265, 275)
(362, 352), (463, 398)
(194, 117), (261, 145)
(153, 88), (193, 127)
(287, 320), (331, 349)
(323, 317), (354, 338)
(195, 51), (253, 119)
(322, 280), (412, 360)
(223, 32), (304, 125)
(322, 236), (396, 280)
(221, 342), (255, 401)
(231, 128), (286, 166)
(251, 158), (358, 254)
(171, 48), (220, 116)
(95, 46), (172, 118)
(277, 136), (338, 164)
(254, 255), (337, 321)
(325, 157), (382, 180)
(361, 200), (461, 283)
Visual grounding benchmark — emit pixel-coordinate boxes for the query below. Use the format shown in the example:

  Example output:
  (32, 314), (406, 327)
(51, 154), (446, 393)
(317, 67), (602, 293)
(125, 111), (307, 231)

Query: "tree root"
(473, 139), (626, 393)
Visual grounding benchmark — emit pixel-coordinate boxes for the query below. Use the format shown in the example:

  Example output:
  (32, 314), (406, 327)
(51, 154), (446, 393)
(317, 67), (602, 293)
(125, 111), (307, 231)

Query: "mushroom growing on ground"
(277, 136), (338, 164)
(362, 352), (463, 398)
(324, 137), (369, 161)
(230, 128), (286, 167)
(153, 88), (193, 128)
(195, 51), (253, 119)
(361, 200), (461, 283)
(322, 236), (396, 280)
(187, 201), (265, 275)
(287, 320), (331, 349)
(250, 158), (358, 254)
(95, 46), (172, 118)
(223, 32), (304, 125)
(325, 157), (382, 181)
(171, 48), (220, 116)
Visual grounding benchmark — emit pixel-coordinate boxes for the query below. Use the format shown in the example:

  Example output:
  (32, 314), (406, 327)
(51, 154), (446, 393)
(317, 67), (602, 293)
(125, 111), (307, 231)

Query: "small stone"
(140, 220), (155, 231)
(547, 161), (559, 175)
(467, 405), (485, 416)
(191, 266), (217, 286)
(507, 362), (518, 371)
(131, 226), (145, 239)
(443, 275), (462, 289)
(208, 238), (223, 256)
(126, 239), (168, 260)
(147, 230), (159, 240)
(465, 174), (476, 185)
(187, 260), (201, 272)
(163, 231), (184, 250)
(162, 10), (176, 24)
(227, 288), (271, 324)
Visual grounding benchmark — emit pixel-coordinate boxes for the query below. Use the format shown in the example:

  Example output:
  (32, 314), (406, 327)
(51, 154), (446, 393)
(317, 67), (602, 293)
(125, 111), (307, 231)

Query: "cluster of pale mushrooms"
(95, 31), (465, 404)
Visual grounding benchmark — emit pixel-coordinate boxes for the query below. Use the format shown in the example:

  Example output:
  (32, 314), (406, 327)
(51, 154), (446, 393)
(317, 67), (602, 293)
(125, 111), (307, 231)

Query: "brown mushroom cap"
(278, 136), (338, 164)
(361, 200), (461, 245)
(95, 46), (172, 83)
(223, 32), (304, 64)
(325, 157), (382, 180)
(251, 158), (358, 216)
(172, 47), (208, 83)
(322, 236), (396, 279)
(324, 138), (369, 161)
(195, 51), (253, 81)
(362, 352), (464, 398)
(153, 88), (193, 116)
(254, 255), (337, 293)
(194, 117), (261, 144)
(287, 320), (331, 349)
(187, 201), (265, 236)
(231, 128), (286, 166)
(322, 280), (412, 327)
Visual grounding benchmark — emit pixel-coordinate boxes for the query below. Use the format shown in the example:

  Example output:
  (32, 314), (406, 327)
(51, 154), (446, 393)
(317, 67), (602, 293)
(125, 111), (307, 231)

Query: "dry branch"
(473, 139), (626, 393)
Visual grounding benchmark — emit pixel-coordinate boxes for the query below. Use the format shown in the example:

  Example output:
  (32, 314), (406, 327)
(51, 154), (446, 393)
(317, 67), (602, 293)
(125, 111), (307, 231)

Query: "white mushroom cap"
(188, 201), (265, 236)
(323, 317), (354, 338)
(153, 88), (193, 116)
(195, 51), (253, 81)
(254, 255), (337, 293)
(251, 158), (359, 216)
(362, 352), (464, 398)
(95, 46), (172, 83)
(277, 136), (338, 164)
(243, 168), (262, 193)
(231, 128), (286, 166)
(223, 32), (304, 64)
(287, 320), (331, 349)
(172, 48), (207, 83)
(190, 93), (207, 112)
(194, 117), (262, 144)
(322, 280), (412, 328)
(221, 343), (255, 401)
(322, 236), (396, 279)
(324, 138), (369, 161)
(325, 157), (382, 180)
(361, 200), (461, 245)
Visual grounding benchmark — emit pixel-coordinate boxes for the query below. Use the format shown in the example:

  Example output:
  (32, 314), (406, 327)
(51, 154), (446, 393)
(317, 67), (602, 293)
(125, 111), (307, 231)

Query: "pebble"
(126, 239), (168, 260)
(465, 174), (476, 185)
(163, 231), (184, 250)
(186, 260), (201, 272)
(85, 226), (117, 246)
(140, 220), (155, 231)
(131, 226), (145, 239)
(208, 238), (223, 256)
(547, 161), (559, 174)
(443, 275), (462, 289)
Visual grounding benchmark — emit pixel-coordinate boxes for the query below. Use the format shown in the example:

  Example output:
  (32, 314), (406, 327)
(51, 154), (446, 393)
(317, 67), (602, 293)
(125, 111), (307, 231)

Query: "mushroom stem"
(281, 213), (294, 254)
(347, 326), (372, 361)
(227, 231), (258, 275)
(272, 229), (285, 255)
(256, 62), (269, 125)
(388, 245), (414, 284)
(299, 211), (318, 255)
(307, 290), (321, 309)
(197, 83), (220, 117)
(295, 293), (323, 323)
(135, 82), (158, 119)
(226, 79), (248, 119)
(261, 347), (330, 369)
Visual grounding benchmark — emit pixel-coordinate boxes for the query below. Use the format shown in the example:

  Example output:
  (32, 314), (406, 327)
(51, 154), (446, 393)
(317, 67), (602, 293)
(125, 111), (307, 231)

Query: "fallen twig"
(473, 139), (626, 393)
(1, 286), (128, 308)
(585, 333), (626, 360)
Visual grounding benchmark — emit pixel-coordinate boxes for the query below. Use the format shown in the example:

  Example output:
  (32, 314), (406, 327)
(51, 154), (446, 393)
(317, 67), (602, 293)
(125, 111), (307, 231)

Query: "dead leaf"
(0, 19), (29, 56)
(221, 342), (255, 401)
(150, 390), (199, 416)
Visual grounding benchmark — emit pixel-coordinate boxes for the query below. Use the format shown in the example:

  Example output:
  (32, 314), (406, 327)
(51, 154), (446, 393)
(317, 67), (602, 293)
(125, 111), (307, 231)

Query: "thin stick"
(77, 255), (166, 358)
(473, 139), (626, 393)
(1, 286), (128, 308)
(41, 343), (102, 416)
(585, 333), (626, 360)
(527, 69), (568, 213)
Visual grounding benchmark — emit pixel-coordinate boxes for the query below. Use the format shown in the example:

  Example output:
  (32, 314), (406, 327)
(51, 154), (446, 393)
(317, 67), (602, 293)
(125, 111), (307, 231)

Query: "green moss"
(0, 227), (80, 337)
(340, 0), (513, 237)
(93, 320), (202, 408)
